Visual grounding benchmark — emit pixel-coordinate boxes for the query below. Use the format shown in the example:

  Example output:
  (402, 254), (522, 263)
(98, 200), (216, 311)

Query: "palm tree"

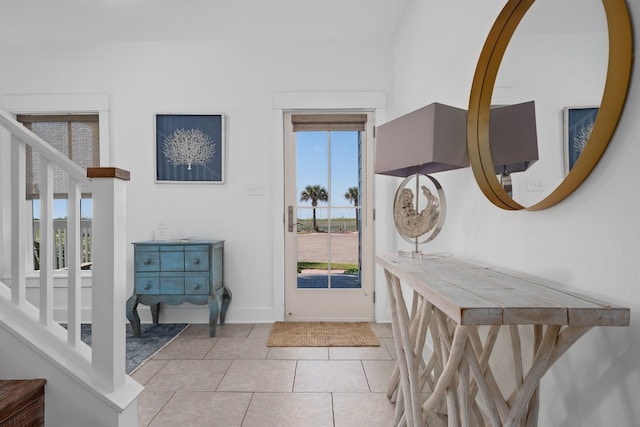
(344, 186), (359, 232)
(300, 184), (328, 232)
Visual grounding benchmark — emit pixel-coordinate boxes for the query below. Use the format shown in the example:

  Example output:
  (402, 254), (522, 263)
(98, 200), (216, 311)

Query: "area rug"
(267, 321), (379, 347)
(78, 323), (187, 373)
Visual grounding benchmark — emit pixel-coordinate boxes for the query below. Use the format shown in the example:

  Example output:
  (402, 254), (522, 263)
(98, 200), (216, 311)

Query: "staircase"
(0, 109), (142, 426)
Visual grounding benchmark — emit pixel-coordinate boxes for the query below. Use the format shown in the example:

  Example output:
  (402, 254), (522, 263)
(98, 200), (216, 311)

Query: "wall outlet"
(526, 179), (544, 192)
(247, 183), (265, 195)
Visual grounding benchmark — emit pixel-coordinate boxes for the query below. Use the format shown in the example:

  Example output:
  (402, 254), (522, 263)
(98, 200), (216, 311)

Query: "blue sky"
(296, 130), (360, 219)
(33, 199), (92, 220)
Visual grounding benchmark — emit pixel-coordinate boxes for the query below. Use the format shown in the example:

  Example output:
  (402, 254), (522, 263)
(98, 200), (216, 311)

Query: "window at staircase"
(17, 114), (100, 271)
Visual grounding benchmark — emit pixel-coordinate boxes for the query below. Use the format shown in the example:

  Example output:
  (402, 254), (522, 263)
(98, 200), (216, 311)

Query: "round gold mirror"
(467, 0), (633, 210)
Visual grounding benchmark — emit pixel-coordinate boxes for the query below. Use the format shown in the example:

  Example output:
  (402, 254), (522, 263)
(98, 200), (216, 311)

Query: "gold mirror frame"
(467, 0), (633, 210)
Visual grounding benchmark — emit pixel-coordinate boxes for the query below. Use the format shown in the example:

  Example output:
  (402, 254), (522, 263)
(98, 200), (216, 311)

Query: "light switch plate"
(526, 179), (543, 192)
(247, 183), (265, 195)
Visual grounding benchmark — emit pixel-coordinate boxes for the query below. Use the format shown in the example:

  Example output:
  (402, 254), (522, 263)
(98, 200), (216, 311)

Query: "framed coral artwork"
(563, 106), (598, 175)
(155, 113), (225, 183)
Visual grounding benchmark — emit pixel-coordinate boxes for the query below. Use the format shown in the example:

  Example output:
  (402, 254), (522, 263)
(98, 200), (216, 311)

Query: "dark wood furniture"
(0, 379), (46, 427)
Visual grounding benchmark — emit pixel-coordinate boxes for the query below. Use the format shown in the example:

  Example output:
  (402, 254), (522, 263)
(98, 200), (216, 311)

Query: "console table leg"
(385, 270), (423, 426)
(504, 325), (560, 427)
(126, 294), (141, 337)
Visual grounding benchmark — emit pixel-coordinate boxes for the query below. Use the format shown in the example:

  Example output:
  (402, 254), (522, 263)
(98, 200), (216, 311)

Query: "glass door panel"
(329, 207), (360, 289)
(297, 207), (329, 289)
(295, 130), (362, 290)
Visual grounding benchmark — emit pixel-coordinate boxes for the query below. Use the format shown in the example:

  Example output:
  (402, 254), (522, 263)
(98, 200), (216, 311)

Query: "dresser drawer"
(135, 273), (160, 294)
(160, 251), (185, 271)
(185, 250), (209, 271)
(135, 250), (160, 272)
(159, 275), (185, 294)
(185, 273), (210, 294)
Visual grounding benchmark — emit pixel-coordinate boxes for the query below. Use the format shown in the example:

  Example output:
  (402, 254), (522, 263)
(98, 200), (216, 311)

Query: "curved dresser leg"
(220, 287), (232, 325)
(126, 294), (141, 337)
(150, 303), (160, 325)
(208, 295), (220, 337)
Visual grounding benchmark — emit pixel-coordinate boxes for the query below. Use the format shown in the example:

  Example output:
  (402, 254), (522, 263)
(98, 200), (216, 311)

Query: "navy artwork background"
(156, 114), (224, 182)
(566, 107), (598, 172)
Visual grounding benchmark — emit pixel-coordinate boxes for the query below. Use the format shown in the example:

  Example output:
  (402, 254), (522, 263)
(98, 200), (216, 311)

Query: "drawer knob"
(144, 259), (152, 265)
(193, 259), (200, 265)
(193, 285), (200, 290)
(144, 283), (151, 290)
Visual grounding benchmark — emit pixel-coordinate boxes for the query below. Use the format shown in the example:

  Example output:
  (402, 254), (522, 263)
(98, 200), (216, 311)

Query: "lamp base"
(398, 250), (430, 259)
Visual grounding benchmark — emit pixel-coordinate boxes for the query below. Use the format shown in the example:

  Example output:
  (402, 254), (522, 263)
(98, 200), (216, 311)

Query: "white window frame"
(0, 93), (110, 280)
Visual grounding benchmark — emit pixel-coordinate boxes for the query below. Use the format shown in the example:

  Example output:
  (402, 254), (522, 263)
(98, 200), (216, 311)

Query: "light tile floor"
(133, 323), (398, 427)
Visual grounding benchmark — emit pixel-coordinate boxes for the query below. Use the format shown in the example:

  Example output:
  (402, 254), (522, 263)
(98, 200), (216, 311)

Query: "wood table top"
(376, 253), (630, 327)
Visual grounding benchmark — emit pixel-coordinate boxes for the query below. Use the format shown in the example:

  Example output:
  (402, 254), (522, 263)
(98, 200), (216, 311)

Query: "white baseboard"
(133, 304), (277, 324)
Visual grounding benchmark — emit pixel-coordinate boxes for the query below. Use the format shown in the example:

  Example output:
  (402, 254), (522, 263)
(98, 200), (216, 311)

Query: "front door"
(283, 112), (374, 321)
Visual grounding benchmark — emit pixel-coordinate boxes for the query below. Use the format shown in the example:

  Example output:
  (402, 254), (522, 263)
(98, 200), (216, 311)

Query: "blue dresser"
(126, 240), (231, 337)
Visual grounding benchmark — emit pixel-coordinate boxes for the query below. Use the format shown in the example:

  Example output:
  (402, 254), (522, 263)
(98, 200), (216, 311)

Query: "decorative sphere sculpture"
(393, 174), (446, 250)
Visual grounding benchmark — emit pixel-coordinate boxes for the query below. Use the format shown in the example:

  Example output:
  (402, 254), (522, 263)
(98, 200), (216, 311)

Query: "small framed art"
(155, 113), (225, 183)
(563, 106), (598, 175)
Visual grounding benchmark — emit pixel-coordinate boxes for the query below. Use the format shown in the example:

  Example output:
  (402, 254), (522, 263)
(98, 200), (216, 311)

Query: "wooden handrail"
(87, 167), (131, 181)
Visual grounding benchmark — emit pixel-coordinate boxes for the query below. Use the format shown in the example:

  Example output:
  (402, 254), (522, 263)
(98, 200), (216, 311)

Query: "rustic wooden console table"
(376, 253), (629, 427)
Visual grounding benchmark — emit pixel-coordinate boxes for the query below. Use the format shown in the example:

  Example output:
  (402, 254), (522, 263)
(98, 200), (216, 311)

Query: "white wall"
(389, 0), (640, 426)
(0, 39), (394, 323)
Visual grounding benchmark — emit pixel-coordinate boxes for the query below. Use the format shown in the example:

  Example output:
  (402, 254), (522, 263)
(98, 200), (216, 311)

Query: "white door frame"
(284, 111), (374, 321)
(271, 91), (389, 322)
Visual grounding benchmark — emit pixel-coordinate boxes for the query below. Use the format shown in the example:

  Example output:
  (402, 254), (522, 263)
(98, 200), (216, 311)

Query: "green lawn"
(296, 218), (358, 233)
(297, 262), (358, 273)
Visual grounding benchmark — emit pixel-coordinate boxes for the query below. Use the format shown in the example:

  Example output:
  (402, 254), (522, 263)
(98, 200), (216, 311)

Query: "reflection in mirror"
(564, 105), (598, 173)
(490, 101), (539, 197)
(491, 0), (608, 206)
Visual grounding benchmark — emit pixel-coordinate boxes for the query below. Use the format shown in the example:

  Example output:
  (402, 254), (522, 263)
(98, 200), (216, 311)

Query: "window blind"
(291, 113), (367, 132)
(18, 114), (100, 199)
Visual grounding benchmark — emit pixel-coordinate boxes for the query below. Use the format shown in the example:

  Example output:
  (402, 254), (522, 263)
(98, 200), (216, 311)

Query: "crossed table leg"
(384, 270), (592, 427)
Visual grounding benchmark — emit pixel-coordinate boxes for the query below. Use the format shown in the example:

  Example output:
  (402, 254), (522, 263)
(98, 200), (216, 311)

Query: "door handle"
(288, 205), (294, 232)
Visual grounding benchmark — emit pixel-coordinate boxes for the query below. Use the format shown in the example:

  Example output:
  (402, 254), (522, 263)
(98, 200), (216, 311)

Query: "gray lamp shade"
(374, 103), (469, 177)
(489, 101), (538, 174)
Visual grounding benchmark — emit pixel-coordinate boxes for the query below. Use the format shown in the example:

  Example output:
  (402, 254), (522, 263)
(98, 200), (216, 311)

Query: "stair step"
(0, 379), (46, 427)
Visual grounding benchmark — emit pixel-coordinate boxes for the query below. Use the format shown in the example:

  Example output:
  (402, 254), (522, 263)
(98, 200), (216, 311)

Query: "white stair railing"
(1, 108), (131, 393)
